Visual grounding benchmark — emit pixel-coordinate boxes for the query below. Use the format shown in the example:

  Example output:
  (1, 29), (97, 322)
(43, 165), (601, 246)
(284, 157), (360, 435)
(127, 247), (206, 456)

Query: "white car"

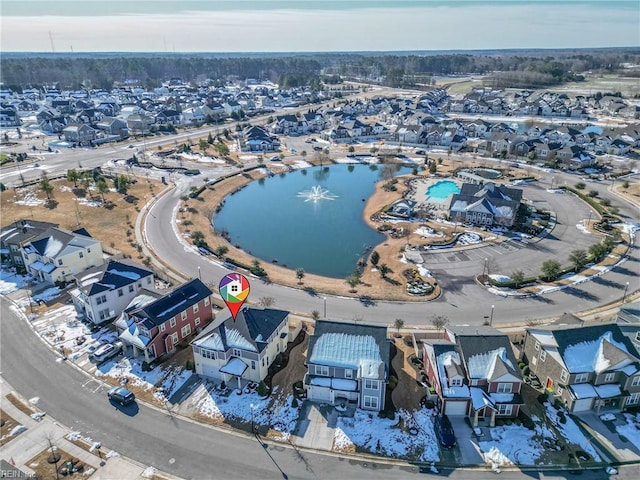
(91, 342), (122, 363)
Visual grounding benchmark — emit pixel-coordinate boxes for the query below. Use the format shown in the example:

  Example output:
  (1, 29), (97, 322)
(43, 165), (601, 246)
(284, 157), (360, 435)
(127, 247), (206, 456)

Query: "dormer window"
(450, 377), (463, 387)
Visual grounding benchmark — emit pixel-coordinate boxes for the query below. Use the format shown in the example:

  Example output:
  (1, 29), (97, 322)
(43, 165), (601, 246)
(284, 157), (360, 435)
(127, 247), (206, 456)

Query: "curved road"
(146, 169), (640, 326)
(4, 298), (626, 480)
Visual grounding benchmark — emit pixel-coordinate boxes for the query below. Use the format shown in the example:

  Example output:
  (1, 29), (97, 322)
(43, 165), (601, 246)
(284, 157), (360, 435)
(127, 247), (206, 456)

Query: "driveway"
(442, 416), (485, 466)
(292, 401), (337, 451)
(573, 411), (640, 463)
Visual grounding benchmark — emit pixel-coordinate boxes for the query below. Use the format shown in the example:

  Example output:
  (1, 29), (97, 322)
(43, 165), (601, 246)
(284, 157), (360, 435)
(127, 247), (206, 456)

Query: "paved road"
(146, 167), (640, 326)
(3, 298), (635, 480)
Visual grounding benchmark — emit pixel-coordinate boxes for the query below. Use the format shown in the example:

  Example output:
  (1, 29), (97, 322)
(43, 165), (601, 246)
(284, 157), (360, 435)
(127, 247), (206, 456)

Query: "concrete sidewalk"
(1, 379), (180, 480)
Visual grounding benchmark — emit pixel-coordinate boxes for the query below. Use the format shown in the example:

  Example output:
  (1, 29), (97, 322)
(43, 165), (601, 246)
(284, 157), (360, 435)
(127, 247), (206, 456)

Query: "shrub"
(291, 397), (299, 408)
(553, 398), (563, 410)
(522, 365), (530, 376)
(185, 360), (195, 371)
(141, 361), (151, 372)
(220, 380), (226, 390)
(518, 361), (525, 369)
(257, 380), (269, 397)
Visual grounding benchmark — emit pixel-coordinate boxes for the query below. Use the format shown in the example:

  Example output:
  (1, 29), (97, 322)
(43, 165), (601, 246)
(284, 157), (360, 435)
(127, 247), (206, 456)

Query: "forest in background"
(1, 49), (639, 91)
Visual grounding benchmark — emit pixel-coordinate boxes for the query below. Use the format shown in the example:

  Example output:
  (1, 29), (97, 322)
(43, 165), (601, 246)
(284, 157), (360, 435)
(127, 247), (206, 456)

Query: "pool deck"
(408, 177), (460, 207)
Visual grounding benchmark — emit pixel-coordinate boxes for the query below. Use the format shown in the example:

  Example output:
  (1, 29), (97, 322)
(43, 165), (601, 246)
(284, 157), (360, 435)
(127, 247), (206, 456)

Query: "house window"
(96, 294), (107, 305)
(450, 377), (463, 387)
(195, 317), (201, 326)
(363, 396), (378, 410)
(181, 311), (188, 321)
(497, 383), (512, 393)
(170, 318), (176, 328)
(364, 379), (379, 390)
(98, 309), (110, 321)
(604, 372), (615, 383)
(627, 393), (640, 405)
(147, 277), (152, 284)
(534, 341), (540, 351)
(631, 376), (640, 387)
(251, 361), (256, 370)
(635, 332), (640, 342)
(160, 324), (166, 332)
(560, 370), (569, 383)
(58, 259), (63, 266)
(137, 282), (141, 288)
(316, 365), (329, 376)
(171, 333), (179, 345)
(575, 373), (589, 384)
(345, 370), (352, 379)
(204, 297), (210, 306)
(556, 386), (563, 395)
(118, 289), (123, 297)
(181, 324), (191, 338)
(79, 251), (84, 258)
(497, 404), (513, 416)
(193, 304), (199, 314)
(539, 350), (546, 362)
(129, 285), (134, 293)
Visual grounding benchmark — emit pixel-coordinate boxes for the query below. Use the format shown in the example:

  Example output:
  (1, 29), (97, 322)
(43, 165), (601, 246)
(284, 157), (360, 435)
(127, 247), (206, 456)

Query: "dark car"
(434, 415), (456, 448)
(107, 386), (135, 405)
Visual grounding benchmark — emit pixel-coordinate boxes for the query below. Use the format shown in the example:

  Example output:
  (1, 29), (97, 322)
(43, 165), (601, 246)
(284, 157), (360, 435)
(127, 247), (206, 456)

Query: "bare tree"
(431, 314), (449, 339)
(258, 296), (275, 307)
(393, 318), (404, 337)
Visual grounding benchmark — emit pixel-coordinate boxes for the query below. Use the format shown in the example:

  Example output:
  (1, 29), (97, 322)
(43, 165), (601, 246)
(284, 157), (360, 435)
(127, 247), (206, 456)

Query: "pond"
(213, 164), (412, 278)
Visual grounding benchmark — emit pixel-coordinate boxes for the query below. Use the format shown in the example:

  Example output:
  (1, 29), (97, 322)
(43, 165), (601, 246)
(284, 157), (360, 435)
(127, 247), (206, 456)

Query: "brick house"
(115, 279), (214, 363)
(522, 322), (640, 413)
(422, 326), (523, 426)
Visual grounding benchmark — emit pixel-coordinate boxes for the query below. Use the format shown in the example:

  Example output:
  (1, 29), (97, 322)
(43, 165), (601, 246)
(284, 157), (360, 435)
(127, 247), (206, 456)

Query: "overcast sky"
(1, 1), (637, 53)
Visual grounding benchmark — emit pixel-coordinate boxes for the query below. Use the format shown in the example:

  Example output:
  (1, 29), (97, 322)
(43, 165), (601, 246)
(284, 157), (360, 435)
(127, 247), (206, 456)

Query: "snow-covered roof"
(226, 328), (258, 352)
(219, 357), (248, 377)
(437, 349), (470, 398)
(193, 332), (225, 351)
(310, 333), (382, 370)
(467, 347), (514, 379)
(119, 320), (151, 349)
(470, 387), (494, 411)
(570, 383), (597, 399)
(594, 384), (622, 399)
(563, 332), (633, 374)
(310, 377), (331, 387)
(331, 379), (358, 392)
(490, 393), (514, 403)
(530, 330), (558, 348)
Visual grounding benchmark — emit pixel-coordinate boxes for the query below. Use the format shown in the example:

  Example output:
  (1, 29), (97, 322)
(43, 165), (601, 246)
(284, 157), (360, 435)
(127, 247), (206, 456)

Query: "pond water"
(213, 164), (411, 278)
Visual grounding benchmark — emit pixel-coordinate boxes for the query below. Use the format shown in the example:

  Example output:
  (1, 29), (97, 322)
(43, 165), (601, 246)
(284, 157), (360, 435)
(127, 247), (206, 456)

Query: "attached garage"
(572, 397), (594, 412)
(308, 385), (331, 403)
(197, 363), (220, 380)
(444, 400), (469, 416)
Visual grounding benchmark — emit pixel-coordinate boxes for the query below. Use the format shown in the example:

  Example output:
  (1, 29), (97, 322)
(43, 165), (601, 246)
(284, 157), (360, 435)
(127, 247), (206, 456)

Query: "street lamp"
(250, 403), (255, 433)
(198, 266), (201, 281)
(482, 258), (488, 278)
(323, 297), (327, 318)
(623, 282), (630, 304)
(490, 305), (495, 326)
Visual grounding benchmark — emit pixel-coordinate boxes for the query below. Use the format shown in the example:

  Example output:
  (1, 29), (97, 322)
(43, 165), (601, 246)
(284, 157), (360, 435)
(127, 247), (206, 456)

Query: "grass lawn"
(0, 409), (22, 447)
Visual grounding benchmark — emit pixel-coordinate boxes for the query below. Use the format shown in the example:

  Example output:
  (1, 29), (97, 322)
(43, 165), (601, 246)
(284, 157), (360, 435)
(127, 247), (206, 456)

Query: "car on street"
(434, 415), (456, 448)
(91, 342), (122, 363)
(269, 155), (280, 161)
(415, 150), (425, 155)
(107, 386), (135, 405)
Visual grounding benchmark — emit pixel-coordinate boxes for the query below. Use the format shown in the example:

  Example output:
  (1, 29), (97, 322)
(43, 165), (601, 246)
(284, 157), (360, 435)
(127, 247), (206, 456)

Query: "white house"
(21, 227), (104, 284)
(69, 259), (155, 325)
(191, 307), (298, 387)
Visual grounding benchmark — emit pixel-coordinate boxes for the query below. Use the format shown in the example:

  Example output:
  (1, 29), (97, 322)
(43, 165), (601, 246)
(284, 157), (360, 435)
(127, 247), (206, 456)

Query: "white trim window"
(316, 365), (329, 376)
(539, 350), (547, 362)
(363, 395), (379, 410)
(345, 369), (353, 379)
(450, 377), (463, 387)
(632, 376), (640, 387)
(575, 373), (589, 384)
(364, 379), (379, 390)
(497, 404), (513, 416)
(181, 324), (191, 338)
(171, 332), (178, 345)
(204, 297), (210, 306)
(627, 392), (640, 405)
(560, 370), (569, 383)
(604, 372), (615, 383)
(181, 311), (188, 321)
(534, 341), (540, 351)
(497, 383), (512, 393)
(170, 317), (176, 328)
(160, 324), (166, 332)
(193, 304), (199, 314)
(195, 317), (201, 326)
(556, 386), (564, 395)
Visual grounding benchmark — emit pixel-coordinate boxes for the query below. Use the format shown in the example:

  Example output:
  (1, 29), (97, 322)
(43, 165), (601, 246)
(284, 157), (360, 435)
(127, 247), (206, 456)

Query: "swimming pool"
(426, 180), (460, 202)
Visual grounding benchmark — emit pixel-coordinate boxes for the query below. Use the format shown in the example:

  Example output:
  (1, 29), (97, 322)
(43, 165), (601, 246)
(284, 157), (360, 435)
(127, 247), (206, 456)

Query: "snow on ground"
(544, 404), (601, 461)
(32, 286), (62, 302)
(489, 274), (511, 283)
(576, 222), (590, 234)
(616, 222), (640, 236)
(96, 356), (193, 401)
(333, 157), (360, 164)
(560, 273), (588, 282)
(13, 190), (45, 206)
(617, 413), (640, 450)
(478, 424), (545, 466)
(190, 382), (301, 437)
(76, 197), (103, 207)
(291, 160), (312, 169)
(414, 226), (443, 237)
(238, 155), (259, 161)
(0, 269), (32, 295)
(141, 467), (157, 479)
(177, 152), (225, 164)
(333, 408), (439, 461)
(416, 264), (433, 278)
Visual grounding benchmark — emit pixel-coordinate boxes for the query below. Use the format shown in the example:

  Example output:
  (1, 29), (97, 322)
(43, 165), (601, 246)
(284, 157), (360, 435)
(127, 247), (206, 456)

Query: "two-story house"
(0, 219), (58, 270)
(69, 259), (155, 325)
(422, 326), (523, 427)
(522, 323), (640, 413)
(191, 307), (294, 388)
(305, 320), (390, 412)
(115, 279), (213, 363)
(20, 227), (104, 284)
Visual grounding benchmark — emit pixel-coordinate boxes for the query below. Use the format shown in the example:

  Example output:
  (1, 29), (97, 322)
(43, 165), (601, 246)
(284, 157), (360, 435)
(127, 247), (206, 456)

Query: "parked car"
(269, 155), (280, 161)
(198, 246), (210, 256)
(107, 386), (135, 405)
(434, 415), (456, 448)
(91, 342), (122, 363)
(415, 150), (425, 155)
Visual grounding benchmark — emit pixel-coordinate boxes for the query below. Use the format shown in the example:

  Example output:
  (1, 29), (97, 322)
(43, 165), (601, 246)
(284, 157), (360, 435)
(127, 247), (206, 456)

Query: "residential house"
(20, 227), (104, 284)
(191, 307), (297, 387)
(126, 114), (153, 136)
(0, 107), (20, 127)
(62, 123), (97, 145)
(94, 117), (128, 139)
(422, 325), (523, 427)
(115, 279), (214, 362)
(237, 125), (280, 152)
(305, 320), (390, 411)
(69, 259), (155, 325)
(448, 182), (523, 227)
(0, 219), (58, 270)
(522, 323), (640, 413)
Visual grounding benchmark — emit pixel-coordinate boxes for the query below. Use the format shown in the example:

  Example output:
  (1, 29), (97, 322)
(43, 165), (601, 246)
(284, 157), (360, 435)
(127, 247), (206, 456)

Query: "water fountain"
(296, 185), (339, 202)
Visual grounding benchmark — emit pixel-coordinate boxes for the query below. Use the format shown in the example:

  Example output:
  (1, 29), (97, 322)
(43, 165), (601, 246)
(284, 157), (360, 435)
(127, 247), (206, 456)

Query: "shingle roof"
(75, 259), (153, 296)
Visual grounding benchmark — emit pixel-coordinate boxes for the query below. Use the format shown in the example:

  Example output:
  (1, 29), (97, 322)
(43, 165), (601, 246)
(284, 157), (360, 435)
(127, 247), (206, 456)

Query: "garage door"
(308, 385), (331, 403)
(573, 397), (593, 412)
(198, 363), (220, 380)
(445, 400), (468, 416)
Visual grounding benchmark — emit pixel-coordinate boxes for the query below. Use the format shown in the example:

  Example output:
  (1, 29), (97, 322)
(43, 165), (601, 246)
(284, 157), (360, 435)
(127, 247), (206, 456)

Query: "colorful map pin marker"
(219, 273), (250, 321)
